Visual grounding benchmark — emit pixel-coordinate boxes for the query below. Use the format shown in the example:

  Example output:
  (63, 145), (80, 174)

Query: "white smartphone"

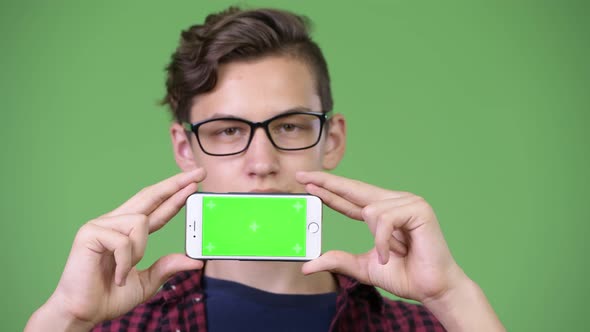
(185, 192), (322, 261)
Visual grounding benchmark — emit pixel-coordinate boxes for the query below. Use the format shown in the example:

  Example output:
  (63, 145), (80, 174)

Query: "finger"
(374, 218), (399, 264)
(139, 254), (204, 300)
(371, 201), (433, 264)
(296, 171), (406, 207)
(90, 214), (149, 266)
(389, 236), (409, 257)
(304, 183), (363, 221)
(361, 194), (429, 236)
(363, 197), (430, 264)
(147, 181), (199, 233)
(78, 224), (133, 286)
(392, 230), (409, 251)
(302, 250), (370, 284)
(106, 168), (206, 218)
(362, 195), (425, 234)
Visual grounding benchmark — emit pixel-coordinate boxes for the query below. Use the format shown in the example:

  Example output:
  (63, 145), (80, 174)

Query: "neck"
(204, 260), (338, 294)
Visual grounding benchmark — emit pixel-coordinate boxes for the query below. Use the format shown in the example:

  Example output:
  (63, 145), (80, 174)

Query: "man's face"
(171, 55), (346, 193)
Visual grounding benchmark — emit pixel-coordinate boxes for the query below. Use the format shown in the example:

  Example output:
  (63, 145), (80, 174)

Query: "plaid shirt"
(92, 269), (445, 331)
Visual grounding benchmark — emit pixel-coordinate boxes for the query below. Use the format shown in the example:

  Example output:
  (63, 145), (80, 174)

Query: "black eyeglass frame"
(183, 111), (330, 156)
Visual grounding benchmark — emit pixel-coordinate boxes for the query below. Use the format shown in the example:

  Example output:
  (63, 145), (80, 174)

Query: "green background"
(202, 196), (306, 256)
(1, 0), (588, 330)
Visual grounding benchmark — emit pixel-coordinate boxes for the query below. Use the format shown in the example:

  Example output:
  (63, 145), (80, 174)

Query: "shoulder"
(91, 269), (204, 332)
(380, 297), (446, 332)
(333, 273), (446, 332)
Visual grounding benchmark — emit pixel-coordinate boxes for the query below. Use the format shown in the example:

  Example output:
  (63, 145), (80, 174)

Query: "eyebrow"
(205, 106), (315, 121)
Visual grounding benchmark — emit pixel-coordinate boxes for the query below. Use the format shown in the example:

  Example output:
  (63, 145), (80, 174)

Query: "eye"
(219, 127), (240, 136)
(280, 123), (299, 132)
(269, 113), (318, 136)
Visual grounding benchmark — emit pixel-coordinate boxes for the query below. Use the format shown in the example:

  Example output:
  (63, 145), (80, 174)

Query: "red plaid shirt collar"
(93, 268), (445, 331)
(157, 268), (383, 307)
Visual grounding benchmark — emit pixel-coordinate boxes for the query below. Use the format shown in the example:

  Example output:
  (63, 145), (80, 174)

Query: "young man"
(25, 7), (504, 332)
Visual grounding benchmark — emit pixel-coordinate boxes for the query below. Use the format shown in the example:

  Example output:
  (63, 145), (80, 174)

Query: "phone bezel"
(185, 192), (322, 261)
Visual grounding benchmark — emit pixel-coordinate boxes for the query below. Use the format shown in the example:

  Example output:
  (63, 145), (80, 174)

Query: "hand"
(296, 171), (466, 303)
(27, 169), (206, 330)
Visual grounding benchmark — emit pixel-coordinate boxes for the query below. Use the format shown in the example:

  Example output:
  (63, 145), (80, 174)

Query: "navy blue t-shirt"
(203, 276), (337, 331)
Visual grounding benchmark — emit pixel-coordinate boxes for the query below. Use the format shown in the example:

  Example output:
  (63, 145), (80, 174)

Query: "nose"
(244, 127), (280, 177)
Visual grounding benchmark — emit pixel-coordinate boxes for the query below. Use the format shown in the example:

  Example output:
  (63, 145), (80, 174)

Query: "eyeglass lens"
(197, 113), (322, 155)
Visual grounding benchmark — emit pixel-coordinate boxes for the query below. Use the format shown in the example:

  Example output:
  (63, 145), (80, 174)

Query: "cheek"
(189, 146), (233, 191)
(198, 159), (237, 191)
(284, 150), (325, 172)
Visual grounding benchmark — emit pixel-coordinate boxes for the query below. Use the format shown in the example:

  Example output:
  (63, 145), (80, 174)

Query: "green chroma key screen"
(201, 196), (307, 257)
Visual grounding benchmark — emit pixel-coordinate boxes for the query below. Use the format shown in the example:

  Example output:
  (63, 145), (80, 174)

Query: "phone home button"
(308, 222), (319, 234)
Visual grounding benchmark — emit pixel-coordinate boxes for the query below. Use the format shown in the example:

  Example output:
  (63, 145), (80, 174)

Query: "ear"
(321, 113), (346, 170)
(170, 122), (200, 171)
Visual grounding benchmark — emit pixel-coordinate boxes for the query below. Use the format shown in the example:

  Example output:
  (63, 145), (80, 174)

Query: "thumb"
(302, 250), (367, 282)
(140, 254), (204, 297)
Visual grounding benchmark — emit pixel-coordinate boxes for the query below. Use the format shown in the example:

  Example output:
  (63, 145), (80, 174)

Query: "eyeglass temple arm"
(182, 122), (193, 132)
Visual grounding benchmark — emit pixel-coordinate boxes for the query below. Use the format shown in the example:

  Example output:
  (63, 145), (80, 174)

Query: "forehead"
(189, 56), (321, 122)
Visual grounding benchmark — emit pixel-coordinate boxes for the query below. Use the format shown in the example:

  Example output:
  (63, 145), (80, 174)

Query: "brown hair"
(161, 6), (333, 123)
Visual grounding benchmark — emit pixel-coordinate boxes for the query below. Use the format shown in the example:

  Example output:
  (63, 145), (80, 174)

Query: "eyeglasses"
(183, 111), (329, 156)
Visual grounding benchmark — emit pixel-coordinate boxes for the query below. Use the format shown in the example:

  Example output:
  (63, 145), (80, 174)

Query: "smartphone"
(185, 192), (322, 261)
